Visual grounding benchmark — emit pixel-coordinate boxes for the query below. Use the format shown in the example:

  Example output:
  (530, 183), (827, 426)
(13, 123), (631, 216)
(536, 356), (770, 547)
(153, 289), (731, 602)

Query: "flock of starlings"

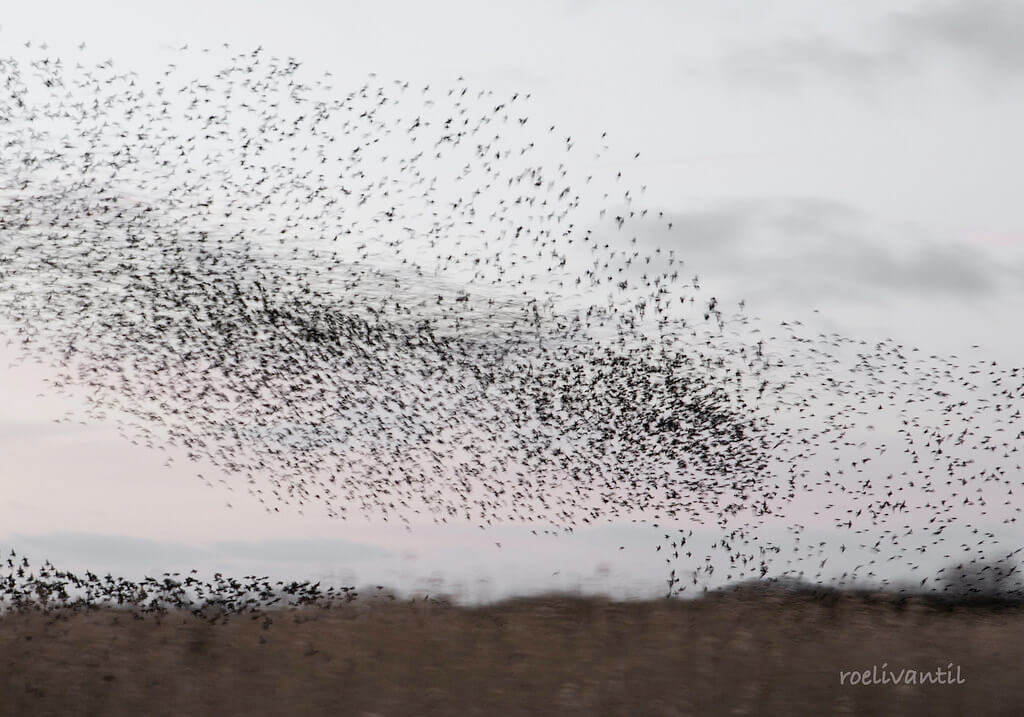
(2, 41), (1023, 620)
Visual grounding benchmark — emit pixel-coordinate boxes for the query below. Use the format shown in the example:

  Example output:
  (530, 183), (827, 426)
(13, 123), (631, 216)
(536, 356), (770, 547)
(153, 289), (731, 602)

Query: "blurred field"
(2, 587), (1023, 716)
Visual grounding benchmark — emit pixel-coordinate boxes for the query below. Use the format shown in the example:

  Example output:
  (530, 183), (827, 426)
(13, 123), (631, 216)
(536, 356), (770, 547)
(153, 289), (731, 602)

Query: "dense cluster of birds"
(2, 41), (1024, 609)
(0, 548), (362, 625)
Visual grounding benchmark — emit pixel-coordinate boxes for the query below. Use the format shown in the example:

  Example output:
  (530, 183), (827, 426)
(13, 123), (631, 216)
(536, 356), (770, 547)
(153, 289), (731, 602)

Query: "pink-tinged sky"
(3, 0), (1024, 598)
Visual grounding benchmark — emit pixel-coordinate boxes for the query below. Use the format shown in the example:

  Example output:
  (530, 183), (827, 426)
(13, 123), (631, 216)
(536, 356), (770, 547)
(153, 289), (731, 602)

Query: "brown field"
(2, 587), (1022, 717)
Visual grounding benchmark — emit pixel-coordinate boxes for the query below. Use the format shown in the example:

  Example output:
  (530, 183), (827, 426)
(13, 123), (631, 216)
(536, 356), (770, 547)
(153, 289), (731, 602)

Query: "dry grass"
(2, 588), (1022, 716)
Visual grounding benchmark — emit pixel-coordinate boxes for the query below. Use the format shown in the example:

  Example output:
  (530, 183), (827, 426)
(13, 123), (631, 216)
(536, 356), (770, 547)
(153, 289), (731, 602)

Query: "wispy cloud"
(3, 532), (392, 577)
(723, 35), (912, 92)
(889, 0), (1024, 74)
(722, 1), (1024, 92)
(625, 198), (1018, 307)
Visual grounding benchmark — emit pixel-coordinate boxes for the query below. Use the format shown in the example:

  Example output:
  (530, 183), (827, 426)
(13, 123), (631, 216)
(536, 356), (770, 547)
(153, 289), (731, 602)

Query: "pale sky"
(2, 0), (1023, 601)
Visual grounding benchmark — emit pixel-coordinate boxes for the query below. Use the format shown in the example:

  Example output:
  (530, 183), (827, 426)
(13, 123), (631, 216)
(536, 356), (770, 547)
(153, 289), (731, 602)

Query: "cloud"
(209, 538), (391, 563)
(889, 0), (1024, 74)
(722, 1), (1024, 92)
(722, 34), (911, 92)
(3, 532), (392, 578)
(618, 198), (1017, 310)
